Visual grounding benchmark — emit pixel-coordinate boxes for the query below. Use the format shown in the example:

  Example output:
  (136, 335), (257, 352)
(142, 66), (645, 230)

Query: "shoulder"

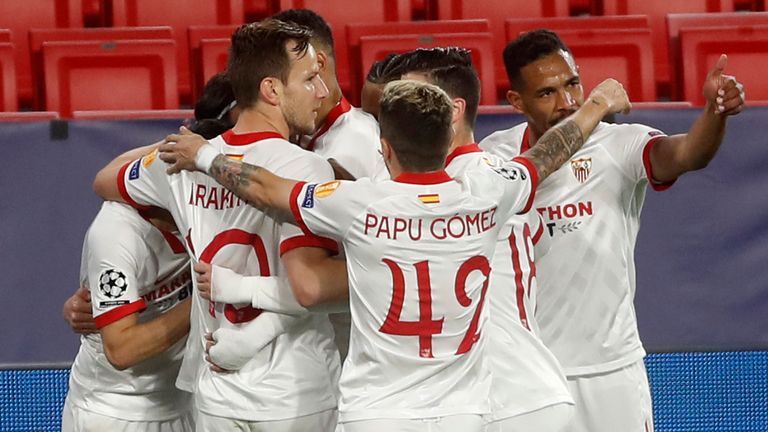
(331, 108), (381, 142)
(592, 122), (666, 142)
(86, 203), (151, 257)
(479, 123), (526, 152)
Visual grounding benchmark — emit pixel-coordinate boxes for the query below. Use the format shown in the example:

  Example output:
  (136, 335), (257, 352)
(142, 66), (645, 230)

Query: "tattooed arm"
(520, 78), (631, 183)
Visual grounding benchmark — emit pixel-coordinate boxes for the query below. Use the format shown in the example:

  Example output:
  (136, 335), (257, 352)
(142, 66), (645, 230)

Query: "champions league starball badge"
(99, 269), (128, 298)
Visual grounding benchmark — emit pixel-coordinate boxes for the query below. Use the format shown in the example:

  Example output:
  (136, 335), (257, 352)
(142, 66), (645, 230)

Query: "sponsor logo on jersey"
(128, 160), (141, 180)
(418, 193), (440, 204)
(315, 180), (340, 198)
(570, 157), (592, 183)
(99, 269), (128, 298)
(99, 300), (129, 307)
(142, 149), (157, 167)
(302, 184), (317, 208)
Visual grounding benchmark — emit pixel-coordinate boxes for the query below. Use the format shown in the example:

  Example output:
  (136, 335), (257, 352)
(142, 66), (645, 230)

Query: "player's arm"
(282, 247), (349, 308)
(649, 55), (744, 183)
(62, 286), (97, 334)
(196, 262), (348, 313)
(93, 141), (161, 202)
(520, 78), (631, 183)
(158, 129), (296, 222)
(101, 298), (191, 370)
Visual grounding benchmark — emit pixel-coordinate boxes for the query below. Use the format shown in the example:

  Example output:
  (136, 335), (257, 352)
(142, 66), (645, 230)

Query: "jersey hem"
(196, 400), (337, 422)
(562, 349), (646, 377)
(642, 136), (676, 191)
(280, 234), (339, 256)
(94, 299), (147, 328)
(489, 394), (574, 421)
(67, 392), (191, 422)
(117, 160), (151, 211)
(338, 405), (490, 423)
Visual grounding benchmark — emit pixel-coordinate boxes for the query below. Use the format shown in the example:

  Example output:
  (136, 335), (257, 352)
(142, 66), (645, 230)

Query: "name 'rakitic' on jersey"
(363, 208), (497, 241)
(188, 182), (244, 210)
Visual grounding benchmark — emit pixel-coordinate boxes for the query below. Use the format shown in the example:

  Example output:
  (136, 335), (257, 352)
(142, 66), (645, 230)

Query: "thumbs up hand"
(703, 54), (745, 116)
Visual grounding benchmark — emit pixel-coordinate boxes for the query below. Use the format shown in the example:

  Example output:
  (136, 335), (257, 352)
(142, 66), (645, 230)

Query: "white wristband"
(195, 144), (219, 173)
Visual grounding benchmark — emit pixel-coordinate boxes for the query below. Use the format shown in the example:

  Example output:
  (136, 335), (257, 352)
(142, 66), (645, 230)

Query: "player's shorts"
(339, 414), (484, 432)
(484, 402), (573, 432)
(565, 359), (654, 432)
(195, 408), (337, 432)
(61, 398), (194, 432)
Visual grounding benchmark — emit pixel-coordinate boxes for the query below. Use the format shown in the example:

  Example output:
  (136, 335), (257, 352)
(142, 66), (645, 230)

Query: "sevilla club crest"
(570, 157), (592, 183)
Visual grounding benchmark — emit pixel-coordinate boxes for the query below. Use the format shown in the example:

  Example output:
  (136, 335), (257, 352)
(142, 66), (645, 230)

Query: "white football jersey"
(480, 122), (671, 376)
(290, 159), (535, 422)
(444, 144), (573, 420)
(118, 130), (341, 421)
(67, 201), (191, 421)
(300, 97), (389, 181)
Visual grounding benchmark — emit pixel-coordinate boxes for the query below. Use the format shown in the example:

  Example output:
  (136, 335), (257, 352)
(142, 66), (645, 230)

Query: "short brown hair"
(227, 19), (312, 108)
(379, 80), (454, 172)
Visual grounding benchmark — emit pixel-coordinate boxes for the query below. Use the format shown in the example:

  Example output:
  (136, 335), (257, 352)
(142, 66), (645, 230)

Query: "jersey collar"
(445, 143), (482, 167)
(306, 96), (352, 151)
(521, 126), (531, 153)
(393, 170), (453, 185)
(221, 130), (285, 146)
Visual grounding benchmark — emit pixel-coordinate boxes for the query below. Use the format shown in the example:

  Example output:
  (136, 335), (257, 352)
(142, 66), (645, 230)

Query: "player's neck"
(231, 105), (290, 139)
(315, 84), (343, 129)
(447, 124), (476, 154)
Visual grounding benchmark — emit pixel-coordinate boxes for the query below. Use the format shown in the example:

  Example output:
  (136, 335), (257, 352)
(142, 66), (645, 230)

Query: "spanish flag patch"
(418, 194), (440, 204)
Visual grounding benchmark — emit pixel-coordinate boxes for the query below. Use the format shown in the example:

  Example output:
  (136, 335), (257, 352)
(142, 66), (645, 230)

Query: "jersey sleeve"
(478, 155), (538, 219)
(603, 123), (674, 191)
(324, 124), (381, 180)
(290, 179), (367, 240)
(118, 149), (173, 210)
(85, 211), (148, 328)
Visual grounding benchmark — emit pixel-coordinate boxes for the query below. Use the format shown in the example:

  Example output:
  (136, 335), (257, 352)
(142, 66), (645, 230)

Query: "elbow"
(103, 345), (137, 370)
(292, 281), (322, 308)
(93, 168), (113, 200)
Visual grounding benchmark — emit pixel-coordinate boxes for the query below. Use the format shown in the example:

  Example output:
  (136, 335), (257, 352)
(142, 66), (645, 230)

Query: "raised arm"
(521, 78), (630, 183)
(649, 54), (744, 183)
(158, 129), (296, 222)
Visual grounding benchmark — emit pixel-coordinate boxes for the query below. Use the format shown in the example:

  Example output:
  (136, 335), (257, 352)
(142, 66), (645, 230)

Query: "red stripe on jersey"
(445, 143), (483, 167)
(94, 299), (147, 328)
(117, 161), (150, 211)
(289, 181), (313, 236)
(642, 136), (676, 192)
(280, 235), (339, 256)
(521, 126), (532, 153)
(306, 97), (352, 151)
(509, 231), (531, 331)
(532, 217), (545, 245)
(221, 130), (284, 146)
(393, 170), (452, 185)
(159, 229), (186, 254)
(511, 156), (538, 214)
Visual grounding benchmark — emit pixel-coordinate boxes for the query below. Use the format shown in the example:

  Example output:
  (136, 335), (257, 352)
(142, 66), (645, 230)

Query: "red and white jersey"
(444, 144), (572, 420)
(118, 130), (341, 421)
(300, 97), (389, 181)
(68, 201), (191, 421)
(480, 122), (671, 376)
(289, 159), (536, 422)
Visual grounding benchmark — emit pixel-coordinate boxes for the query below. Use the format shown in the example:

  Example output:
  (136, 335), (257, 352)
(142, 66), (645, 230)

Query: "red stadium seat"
(42, 40), (178, 118)
(278, 0), (407, 99)
(433, 0), (570, 100)
(110, 0), (244, 103)
(244, 0), (280, 21)
(0, 29), (10, 43)
(679, 25), (768, 105)
(346, 19), (490, 104)
(0, 0), (82, 106)
(666, 12), (768, 99)
(0, 111), (58, 122)
(359, 32), (497, 105)
(72, 109), (193, 120)
(0, 43), (17, 112)
(601, 0), (735, 97)
(188, 25), (238, 99)
(505, 15), (649, 42)
(553, 29), (656, 102)
(29, 27), (174, 110)
(200, 39), (231, 87)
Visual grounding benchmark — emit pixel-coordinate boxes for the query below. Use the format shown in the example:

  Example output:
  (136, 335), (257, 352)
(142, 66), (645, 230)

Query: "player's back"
(444, 144), (573, 420)
(120, 130), (340, 420)
(68, 201), (191, 420)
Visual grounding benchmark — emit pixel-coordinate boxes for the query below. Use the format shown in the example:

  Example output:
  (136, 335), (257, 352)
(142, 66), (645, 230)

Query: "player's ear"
(316, 49), (328, 73)
(260, 77), (281, 106)
(452, 97), (466, 125)
(380, 138), (392, 162)
(506, 90), (524, 113)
